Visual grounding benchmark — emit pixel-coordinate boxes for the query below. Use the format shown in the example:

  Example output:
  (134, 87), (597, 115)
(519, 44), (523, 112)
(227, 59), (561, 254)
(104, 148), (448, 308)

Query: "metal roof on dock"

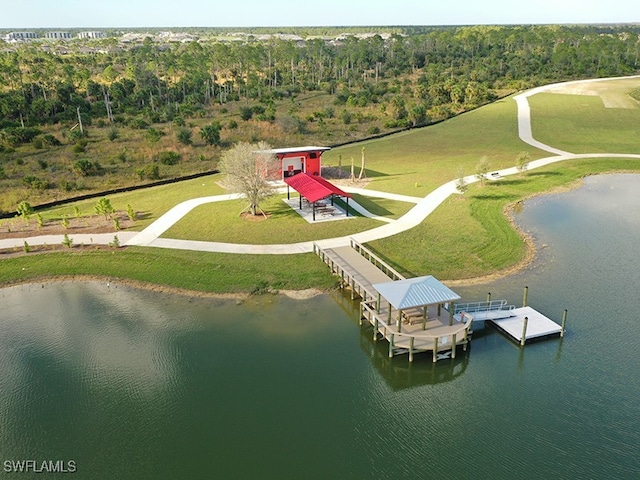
(373, 276), (461, 309)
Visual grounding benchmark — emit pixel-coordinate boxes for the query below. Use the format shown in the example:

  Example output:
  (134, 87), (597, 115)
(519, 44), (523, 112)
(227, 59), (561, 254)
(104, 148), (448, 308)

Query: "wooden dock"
(315, 240), (473, 363)
(314, 240), (404, 302)
(315, 242), (565, 363)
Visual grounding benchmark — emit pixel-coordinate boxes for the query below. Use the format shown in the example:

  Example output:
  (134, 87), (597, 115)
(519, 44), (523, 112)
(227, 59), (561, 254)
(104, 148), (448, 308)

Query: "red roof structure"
(284, 173), (352, 221)
(284, 172), (351, 203)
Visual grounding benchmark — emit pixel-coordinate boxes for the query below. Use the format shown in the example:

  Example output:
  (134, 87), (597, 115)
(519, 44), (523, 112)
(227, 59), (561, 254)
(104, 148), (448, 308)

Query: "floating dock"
(455, 298), (565, 345)
(489, 306), (564, 345)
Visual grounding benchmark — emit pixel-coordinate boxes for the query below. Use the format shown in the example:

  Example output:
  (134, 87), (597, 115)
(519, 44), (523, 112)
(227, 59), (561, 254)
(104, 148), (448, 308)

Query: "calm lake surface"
(1, 174), (640, 479)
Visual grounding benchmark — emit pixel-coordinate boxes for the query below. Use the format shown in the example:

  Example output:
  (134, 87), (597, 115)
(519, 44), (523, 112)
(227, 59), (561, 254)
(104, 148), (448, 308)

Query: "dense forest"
(1, 24), (639, 213)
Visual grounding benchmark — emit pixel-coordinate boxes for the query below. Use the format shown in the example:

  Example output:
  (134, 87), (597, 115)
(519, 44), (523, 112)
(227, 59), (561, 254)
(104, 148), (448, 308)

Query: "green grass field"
(368, 157), (640, 281)
(3, 78), (640, 293)
(161, 195), (382, 244)
(39, 175), (226, 229)
(529, 79), (640, 155)
(0, 248), (338, 294)
(323, 97), (549, 195)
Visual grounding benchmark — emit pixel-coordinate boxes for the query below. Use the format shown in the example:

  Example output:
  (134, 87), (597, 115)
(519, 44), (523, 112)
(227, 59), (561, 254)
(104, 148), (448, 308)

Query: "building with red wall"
(262, 146), (331, 179)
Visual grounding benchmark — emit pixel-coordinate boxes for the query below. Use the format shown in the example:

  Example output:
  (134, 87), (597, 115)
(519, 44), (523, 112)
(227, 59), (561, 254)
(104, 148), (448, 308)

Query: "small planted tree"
(95, 197), (115, 220)
(109, 235), (120, 248)
(61, 215), (70, 229)
(113, 217), (120, 231)
(126, 204), (136, 221)
(475, 156), (490, 187)
(23, 240), (31, 253)
(16, 201), (33, 224)
(456, 167), (469, 195)
(516, 151), (530, 176)
(219, 141), (279, 217)
(62, 234), (73, 248)
(36, 213), (44, 230)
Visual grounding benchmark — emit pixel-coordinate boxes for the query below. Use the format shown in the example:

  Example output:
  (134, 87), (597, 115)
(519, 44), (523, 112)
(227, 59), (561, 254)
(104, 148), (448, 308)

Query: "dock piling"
(520, 316), (529, 346)
(561, 309), (567, 337)
(522, 286), (529, 307)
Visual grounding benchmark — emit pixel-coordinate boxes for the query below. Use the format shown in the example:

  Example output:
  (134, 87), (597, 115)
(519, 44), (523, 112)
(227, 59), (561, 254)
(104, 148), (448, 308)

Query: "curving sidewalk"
(5, 76), (640, 254)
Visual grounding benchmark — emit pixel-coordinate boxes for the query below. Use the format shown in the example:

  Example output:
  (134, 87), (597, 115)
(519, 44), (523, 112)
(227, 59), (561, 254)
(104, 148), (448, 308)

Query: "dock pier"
(314, 240), (473, 363)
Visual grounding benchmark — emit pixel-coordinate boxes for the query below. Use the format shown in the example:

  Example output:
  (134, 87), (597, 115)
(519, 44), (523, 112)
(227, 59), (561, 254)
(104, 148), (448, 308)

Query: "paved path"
(5, 76), (640, 254)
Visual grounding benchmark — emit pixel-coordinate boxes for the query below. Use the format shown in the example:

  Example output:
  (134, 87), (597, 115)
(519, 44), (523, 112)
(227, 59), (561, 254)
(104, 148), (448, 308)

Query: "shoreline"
(0, 274), (328, 301)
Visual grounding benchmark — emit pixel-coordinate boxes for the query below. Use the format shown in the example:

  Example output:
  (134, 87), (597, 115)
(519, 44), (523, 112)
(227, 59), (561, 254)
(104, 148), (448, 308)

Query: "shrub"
(239, 106), (253, 121)
(73, 159), (102, 177)
(145, 127), (165, 143)
(59, 179), (79, 192)
(176, 128), (192, 145)
(42, 134), (62, 146)
(156, 151), (181, 165)
(136, 164), (160, 180)
(22, 176), (49, 190)
(128, 118), (150, 129)
(108, 128), (119, 141)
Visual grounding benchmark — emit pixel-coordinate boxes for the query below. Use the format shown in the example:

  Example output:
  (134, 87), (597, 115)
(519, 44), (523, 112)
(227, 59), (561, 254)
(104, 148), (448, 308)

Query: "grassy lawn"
(322, 97), (550, 196)
(529, 90), (640, 155)
(39, 174), (226, 229)
(0, 247), (337, 294)
(367, 157), (640, 281)
(349, 194), (415, 219)
(161, 194), (381, 243)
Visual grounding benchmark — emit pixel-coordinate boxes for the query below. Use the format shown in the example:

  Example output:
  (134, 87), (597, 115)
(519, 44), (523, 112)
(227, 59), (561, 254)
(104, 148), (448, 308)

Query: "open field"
(323, 97), (549, 195)
(529, 78), (640, 155)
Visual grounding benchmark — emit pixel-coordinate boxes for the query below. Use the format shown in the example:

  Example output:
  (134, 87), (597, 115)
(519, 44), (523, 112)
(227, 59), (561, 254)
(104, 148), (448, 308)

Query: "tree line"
(1, 24), (639, 130)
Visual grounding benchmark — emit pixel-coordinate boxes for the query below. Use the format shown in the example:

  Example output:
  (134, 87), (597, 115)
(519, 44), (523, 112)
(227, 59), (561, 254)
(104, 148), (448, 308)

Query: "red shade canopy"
(284, 173), (352, 203)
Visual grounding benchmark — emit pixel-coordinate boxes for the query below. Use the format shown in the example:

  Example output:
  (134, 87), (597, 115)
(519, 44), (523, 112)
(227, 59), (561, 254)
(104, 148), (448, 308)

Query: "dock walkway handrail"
(349, 238), (405, 281)
(452, 300), (515, 315)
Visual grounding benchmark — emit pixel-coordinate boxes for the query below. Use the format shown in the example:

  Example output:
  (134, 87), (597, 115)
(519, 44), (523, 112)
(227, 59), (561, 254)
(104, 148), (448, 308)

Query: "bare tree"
(219, 141), (279, 217)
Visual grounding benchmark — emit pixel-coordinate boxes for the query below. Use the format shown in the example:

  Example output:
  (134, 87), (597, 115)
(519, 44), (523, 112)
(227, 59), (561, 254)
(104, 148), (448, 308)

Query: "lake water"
(1, 174), (639, 479)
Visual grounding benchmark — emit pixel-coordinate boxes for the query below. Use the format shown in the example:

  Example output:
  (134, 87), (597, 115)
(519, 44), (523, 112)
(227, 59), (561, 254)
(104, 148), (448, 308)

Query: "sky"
(2, 0), (639, 29)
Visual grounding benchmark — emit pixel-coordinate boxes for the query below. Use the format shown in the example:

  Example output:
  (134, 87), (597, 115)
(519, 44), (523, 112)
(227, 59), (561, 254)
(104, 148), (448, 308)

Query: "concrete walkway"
(5, 76), (640, 254)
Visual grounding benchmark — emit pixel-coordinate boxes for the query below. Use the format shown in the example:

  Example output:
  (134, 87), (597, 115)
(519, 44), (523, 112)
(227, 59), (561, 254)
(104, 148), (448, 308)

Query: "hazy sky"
(2, 0), (639, 28)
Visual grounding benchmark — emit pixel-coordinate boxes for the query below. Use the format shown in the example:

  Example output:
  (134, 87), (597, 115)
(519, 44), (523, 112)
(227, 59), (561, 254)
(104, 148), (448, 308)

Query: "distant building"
(45, 31), (72, 40)
(77, 31), (106, 40)
(5, 32), (39, 42)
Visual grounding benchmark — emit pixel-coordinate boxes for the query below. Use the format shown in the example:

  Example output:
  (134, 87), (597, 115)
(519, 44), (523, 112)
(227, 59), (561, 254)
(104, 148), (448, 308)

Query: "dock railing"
(349, 238), (405, 281)
(361, 300), (473, 363)
(451, 300), (515, 315)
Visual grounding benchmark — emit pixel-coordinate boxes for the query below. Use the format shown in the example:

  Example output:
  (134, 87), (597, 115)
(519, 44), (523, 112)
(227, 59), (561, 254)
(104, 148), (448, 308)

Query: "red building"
(263, 146), (331, 179)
